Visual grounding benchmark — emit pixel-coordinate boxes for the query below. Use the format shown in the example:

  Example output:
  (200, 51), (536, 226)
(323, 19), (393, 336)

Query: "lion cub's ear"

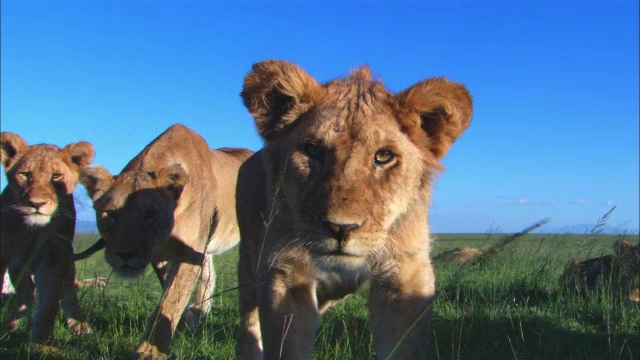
(80, 166), (114, 201)
(0, 132), (29, 170)
(156, 164), (189, 200)
(241, 60), (323, 141)
(399, 78), (473, 159)
(63, 141), (95, 168)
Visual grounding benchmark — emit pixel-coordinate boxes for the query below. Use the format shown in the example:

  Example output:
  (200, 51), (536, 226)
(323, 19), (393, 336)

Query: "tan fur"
(236, 60), (472, 359)
(80, 124), (252, 359)
(433, 246), (487, 264)
(0, 132), (94, 343)
(560, 240), (640, 303)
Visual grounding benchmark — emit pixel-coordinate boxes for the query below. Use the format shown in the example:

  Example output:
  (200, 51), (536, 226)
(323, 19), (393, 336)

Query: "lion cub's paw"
(3, 319), (22, 332)
(66, 318), (92, 335)
(32, 343), (59, 354)
(133, 342), (168, 360)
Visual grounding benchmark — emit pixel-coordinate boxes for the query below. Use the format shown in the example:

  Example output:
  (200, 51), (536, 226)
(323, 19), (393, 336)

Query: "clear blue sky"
(2, 1), (638, 233)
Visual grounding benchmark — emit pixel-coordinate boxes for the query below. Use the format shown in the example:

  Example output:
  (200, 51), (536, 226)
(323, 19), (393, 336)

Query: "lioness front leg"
(258, 275), (320, 360)
(369, 255), (435, 359)
(134, 260), (201, 359)
(184, 254), (215, 331)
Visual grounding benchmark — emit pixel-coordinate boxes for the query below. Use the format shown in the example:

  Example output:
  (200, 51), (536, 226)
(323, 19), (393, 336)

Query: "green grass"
(1, 232), (638, 359)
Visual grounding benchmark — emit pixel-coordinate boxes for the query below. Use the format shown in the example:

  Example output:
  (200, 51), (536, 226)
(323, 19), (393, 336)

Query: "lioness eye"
(374, 150), (394, 165)
(300, 142), (324, 159)
(18, 171), (30, 179)
(145, 209), (158, 220)
(52, 173), (63, 181)
(101, 210), (116, 221)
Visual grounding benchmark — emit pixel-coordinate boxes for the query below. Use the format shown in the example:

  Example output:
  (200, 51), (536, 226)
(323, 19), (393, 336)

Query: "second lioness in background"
(80, 124), (252, 359)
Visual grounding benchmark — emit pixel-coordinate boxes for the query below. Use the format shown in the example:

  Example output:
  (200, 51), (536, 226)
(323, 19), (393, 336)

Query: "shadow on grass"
(431, 311), (639, 359)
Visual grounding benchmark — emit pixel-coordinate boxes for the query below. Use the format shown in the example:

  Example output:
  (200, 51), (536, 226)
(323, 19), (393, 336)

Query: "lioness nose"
(325, 221), (360, 242)
(115, 252), (139, 263)
(28, 199), (48, 209)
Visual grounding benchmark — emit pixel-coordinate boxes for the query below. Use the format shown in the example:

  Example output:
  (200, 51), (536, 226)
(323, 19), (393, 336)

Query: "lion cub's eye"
(300, 142), (324, 160)
(51, 173), (63, 181)
(18, 171), (30, 179)
(374, 150), (395, 166)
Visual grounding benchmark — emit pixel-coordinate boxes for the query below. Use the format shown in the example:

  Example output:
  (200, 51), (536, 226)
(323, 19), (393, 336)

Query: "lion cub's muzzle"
(19, 197), (56, 227)
(324, 221), (360, 243)
(106, 251), (150, 278)
(309, 220), (371, 257)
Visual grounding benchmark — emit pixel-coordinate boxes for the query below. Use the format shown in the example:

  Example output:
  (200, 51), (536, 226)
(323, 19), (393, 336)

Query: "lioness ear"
(613, 240), (633, 257)
(241, 60), (323, 141)
(399, 78), (473, 159)
(80, 166), (114, 201)
(63, 141), (95, 168)
(0, 132), (29, 170)
(156, 164), (189, 199)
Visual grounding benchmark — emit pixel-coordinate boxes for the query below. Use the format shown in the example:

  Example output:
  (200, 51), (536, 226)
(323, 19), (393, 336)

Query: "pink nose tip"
(28, 200), (48, 209)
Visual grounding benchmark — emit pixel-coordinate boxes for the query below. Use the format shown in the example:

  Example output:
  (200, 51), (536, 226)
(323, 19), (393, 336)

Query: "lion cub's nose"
(325, 221), (360, 242)
(28, 199), (48, 209)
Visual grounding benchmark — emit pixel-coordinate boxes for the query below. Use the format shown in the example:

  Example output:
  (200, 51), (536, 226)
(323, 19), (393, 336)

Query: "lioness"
(235, 61), (473, 359)
(560, 239), (640, 303)
(80, 124), (252, 359)
(433, 246), (487, 265)
(0, 132), (94, 342)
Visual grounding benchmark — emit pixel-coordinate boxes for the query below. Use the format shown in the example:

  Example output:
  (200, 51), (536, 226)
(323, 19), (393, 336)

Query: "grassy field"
(1, 231), (638, 359)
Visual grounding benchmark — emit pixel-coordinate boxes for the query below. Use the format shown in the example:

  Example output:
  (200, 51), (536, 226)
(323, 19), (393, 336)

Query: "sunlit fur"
(80, 124), (253, 358)
(0, 132), (94, 343)
(236, 60), (472, 359)
(433, 246), (487, 264)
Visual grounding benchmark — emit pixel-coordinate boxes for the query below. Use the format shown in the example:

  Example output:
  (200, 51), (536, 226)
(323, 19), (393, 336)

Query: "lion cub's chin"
(313, 254), (371, 277)
(23, 213), (52, 227)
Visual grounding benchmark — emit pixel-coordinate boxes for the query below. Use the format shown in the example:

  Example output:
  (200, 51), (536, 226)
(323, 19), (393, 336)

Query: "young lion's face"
(1, 132), (94, 227)
(272, 89), (429, 259)
(242, 61), (472, 264)
(80, 164), (187, 277)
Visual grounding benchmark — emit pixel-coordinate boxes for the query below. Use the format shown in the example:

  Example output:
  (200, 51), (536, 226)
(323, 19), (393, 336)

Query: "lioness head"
(0, 132), (94, 227)
(80, 164), (188, 277)
(242, 60), (472, 260)
(615, 240), (640, 300)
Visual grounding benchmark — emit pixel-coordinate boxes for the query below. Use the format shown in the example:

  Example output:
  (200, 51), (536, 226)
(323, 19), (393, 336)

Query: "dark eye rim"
(374, 149), (395, 166)
(300, 142), (324, 159)
(51, 173), (63, 180)
(18, 171), (31, 178)
(144, 209), (159, 220)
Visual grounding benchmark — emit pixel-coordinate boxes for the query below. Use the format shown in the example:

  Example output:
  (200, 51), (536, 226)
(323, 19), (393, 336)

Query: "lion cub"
(235, 61), (473, 359)
(0, 132), (94, 343)
(80, 124), (252, 359)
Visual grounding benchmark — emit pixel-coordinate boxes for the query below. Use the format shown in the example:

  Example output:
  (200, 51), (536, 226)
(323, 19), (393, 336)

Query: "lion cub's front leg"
(61, 255), (91, 335)
(134, 260), (201, 360)
(369, 254), (435, 359)
(258, 269), (320, 360)
(3, 262), (35, 332)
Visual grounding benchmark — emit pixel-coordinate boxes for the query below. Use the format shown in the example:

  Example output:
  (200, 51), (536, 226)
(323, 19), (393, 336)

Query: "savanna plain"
(1, 228), (638, 360)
